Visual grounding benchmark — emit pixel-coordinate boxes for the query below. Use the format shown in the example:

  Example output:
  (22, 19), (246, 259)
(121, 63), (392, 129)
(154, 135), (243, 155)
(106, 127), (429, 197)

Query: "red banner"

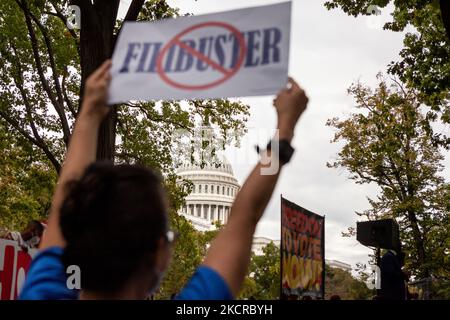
(0, 239), (37, 300)
(281, 196), (325, 299)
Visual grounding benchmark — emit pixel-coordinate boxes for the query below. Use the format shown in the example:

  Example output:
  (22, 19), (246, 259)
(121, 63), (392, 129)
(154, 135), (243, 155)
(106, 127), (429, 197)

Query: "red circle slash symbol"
(156, 21), (247, 91)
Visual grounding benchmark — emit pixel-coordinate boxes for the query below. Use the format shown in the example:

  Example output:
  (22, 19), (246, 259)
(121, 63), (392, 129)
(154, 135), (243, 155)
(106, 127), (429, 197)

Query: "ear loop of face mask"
(146, 231), (174, 296)
(27, 235), (40, 247)
(147, 267), (166, 296)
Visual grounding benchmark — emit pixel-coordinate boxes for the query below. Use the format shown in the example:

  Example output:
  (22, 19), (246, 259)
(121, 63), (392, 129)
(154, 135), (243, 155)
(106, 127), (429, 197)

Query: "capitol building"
(176, 156), (279, 254)
(177, 157), (240, 232)
(176, 158), (352, 269)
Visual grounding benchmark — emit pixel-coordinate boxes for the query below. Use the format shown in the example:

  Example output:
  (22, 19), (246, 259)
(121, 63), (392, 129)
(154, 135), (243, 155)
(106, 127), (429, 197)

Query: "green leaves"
(0, 121), (56, 231)
(325, 0), (450, 127)
(239, 242), (281, 300)
(325, 265), (373, 300)
(0, 0), (250, 231)
(0, 0), (252, 301)
(328, 77), (449, 284)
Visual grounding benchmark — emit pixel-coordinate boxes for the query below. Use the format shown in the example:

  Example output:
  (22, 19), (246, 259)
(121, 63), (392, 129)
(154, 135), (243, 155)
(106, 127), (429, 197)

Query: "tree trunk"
(406, 209), (429, 278)
(73, 0), (121, 161)
(440, 0), (450, 40)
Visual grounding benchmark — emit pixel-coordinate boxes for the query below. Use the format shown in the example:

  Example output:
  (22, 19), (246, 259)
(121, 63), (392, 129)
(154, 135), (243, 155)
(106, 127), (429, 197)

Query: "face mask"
(27, 236), (40, 248)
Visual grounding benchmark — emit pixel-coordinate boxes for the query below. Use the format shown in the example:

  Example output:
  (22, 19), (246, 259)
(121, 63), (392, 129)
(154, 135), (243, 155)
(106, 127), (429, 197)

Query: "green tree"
(325, 265), (373, 300)
(0, 1), (249, 298)
(324, 0), (450, 125)
(0, 119), (56, 233)
(237, 277), (258, 300)
(240, 242), (280, 300)
(0, 0), (249, 172)
(327, 76), (450, 282)
(0, 1), (249, 227)
(156, 176), (222, 299)
(156, 216), (205, 299)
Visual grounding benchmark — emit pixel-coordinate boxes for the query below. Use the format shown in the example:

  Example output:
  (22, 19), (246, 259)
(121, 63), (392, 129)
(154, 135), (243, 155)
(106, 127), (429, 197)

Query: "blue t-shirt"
(19, 247), (233, 300)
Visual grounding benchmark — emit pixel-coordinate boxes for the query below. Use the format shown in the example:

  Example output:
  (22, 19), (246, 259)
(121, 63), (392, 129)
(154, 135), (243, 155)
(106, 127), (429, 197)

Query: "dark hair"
(60, 162), (168, 293)
(28, 220), (44, 235)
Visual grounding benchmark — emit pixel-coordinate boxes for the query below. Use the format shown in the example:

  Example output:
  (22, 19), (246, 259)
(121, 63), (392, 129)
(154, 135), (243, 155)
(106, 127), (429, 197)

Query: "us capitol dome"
(176, 156), (240, 232)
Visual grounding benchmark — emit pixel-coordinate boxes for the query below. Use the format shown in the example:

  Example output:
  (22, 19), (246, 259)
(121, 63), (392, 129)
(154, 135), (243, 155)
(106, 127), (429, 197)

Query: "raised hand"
(273, 77), (309, 141)
(80, 59), (112, 122)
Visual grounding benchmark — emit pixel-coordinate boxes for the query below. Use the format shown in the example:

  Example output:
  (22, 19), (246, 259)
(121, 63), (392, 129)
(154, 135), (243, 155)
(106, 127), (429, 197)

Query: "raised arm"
(40, 60), (112, 250)
(203, 78), (309, 296)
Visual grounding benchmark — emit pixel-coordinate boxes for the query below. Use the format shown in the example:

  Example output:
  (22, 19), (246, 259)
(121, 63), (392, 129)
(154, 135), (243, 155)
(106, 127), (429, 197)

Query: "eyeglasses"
(165, 230), (179, 244)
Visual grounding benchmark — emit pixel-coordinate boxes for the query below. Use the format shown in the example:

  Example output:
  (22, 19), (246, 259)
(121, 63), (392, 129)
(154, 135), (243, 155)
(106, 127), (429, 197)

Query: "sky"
(118, 0), (450, 270)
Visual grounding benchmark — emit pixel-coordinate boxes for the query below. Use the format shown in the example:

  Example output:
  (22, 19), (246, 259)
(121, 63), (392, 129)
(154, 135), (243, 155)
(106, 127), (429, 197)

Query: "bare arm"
(203, 78), (309, 296)
(40, 60), (112, 250)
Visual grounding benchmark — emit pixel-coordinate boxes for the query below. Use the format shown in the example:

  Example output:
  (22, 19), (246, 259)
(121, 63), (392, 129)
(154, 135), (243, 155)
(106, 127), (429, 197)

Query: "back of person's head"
(59, 162), (169, 295)
(25, 220), (44, 235)
(21, 220), (44, 242)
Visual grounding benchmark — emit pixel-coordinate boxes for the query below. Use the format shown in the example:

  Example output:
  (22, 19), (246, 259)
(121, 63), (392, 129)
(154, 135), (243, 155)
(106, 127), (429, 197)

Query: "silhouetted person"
(379, 250), (408, 300)
(6, 220), (44, 251)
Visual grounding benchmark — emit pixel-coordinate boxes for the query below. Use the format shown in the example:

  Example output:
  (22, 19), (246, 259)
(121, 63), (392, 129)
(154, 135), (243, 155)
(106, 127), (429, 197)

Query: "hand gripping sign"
(109, 2), (291, 103)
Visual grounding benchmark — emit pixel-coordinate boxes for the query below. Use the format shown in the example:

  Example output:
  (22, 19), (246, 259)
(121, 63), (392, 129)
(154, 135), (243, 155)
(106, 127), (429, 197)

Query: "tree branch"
(0, 110), (61, 173)
(69, 0), (101, 35)
(9, 45), (62, 174)
(15, 0), (71, 147)
(124, 102), (193, 131)
(124, 0), (146, 22)
(46, 2), (80, 51)
(440, 0), (450, 40)
(115, 151), (143, 163)
(62, 68), (77, 118)
(116, 0), (145, 40)
(26, 4), (72, 142)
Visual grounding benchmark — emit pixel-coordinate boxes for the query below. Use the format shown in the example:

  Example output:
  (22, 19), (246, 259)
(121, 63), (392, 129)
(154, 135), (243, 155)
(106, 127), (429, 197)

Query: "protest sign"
(109, 2), (291, 103)
(281, 196), (325, 299)
(0, 239), (37, 300)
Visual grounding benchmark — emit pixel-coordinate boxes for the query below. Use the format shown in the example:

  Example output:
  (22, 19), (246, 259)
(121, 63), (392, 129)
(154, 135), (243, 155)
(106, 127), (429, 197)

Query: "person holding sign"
(19, 59), (308, 300)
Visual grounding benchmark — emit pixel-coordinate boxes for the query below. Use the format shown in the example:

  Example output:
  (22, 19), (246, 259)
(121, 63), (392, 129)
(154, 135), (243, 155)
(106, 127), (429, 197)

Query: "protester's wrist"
(79, 101), (106, 125)
(277, 124), (295, 143)
(265, 138), (295, 165)
(78, 107), (103, 127)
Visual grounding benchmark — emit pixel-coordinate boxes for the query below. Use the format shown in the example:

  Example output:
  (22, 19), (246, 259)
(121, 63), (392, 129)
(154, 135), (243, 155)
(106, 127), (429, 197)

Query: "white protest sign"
(109, 2), (291, 103)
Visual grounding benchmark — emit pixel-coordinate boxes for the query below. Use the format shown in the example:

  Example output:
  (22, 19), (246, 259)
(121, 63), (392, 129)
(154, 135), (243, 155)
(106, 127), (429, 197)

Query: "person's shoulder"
(175, 265), (233, 300)
(29, 246), (65, 265)
(19, 246), (78, 300)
